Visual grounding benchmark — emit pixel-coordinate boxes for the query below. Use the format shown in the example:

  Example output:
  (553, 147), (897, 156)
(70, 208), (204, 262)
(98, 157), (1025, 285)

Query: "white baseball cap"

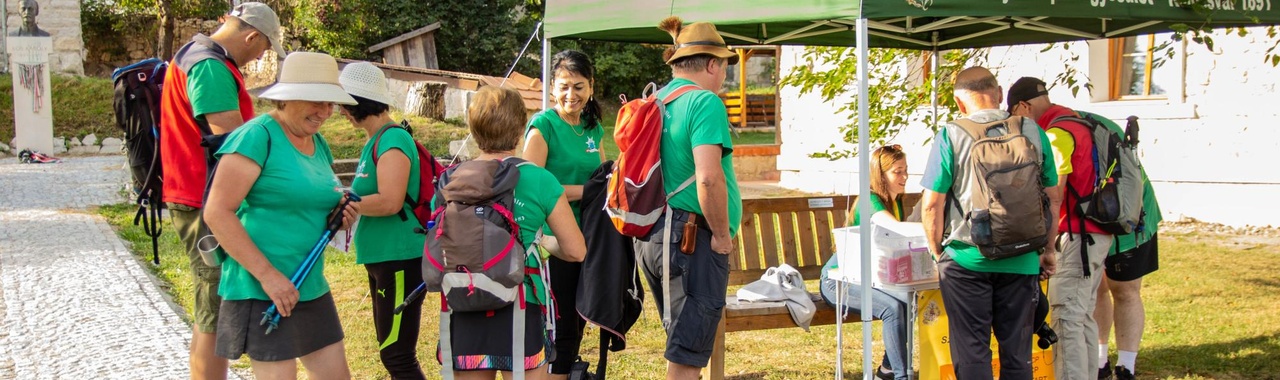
(339, 62), (394, 106)
(228, 2), (285, 57)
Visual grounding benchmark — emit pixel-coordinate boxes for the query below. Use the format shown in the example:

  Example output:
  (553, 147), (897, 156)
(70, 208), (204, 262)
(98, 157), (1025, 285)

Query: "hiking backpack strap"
(370, 123), (417, 222)
(440, 294), (455, 380)
(656, 83), (702, 330)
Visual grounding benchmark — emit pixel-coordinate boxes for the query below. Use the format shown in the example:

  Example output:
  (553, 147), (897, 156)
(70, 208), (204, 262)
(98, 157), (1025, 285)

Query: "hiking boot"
(1098, 360), (1113, 380)
(1114, 365), (1136, 380)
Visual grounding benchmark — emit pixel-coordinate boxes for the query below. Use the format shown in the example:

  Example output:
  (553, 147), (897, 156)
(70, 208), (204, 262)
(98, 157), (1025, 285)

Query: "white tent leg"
(542, 35), (550, 110)
(856, 16), (875, 380)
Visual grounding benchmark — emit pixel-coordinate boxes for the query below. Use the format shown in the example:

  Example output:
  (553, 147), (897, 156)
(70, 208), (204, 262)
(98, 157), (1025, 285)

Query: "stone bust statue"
(13, 0), (50, 37)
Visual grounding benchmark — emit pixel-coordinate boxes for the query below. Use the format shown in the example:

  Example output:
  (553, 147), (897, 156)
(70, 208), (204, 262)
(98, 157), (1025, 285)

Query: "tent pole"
(541, 34), (550, 110)
(932, 32), (941, 127)
(856, 16), (874, 380)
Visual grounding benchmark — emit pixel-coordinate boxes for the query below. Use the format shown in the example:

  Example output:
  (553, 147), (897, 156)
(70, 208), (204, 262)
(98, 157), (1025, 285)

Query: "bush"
(0, 74), (119, 147)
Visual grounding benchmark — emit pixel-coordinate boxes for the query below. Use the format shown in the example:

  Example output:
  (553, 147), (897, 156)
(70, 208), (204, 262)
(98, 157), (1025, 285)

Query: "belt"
(673, 208), (713, 232)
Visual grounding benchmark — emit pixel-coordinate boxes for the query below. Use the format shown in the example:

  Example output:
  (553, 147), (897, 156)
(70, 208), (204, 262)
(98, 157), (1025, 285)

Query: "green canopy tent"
(542, 1), (1280, 378)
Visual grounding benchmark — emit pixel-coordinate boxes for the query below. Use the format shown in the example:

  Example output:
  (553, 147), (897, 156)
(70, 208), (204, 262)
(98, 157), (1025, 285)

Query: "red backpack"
(606, 83), (702, 237)
(372, 121), (446, 227)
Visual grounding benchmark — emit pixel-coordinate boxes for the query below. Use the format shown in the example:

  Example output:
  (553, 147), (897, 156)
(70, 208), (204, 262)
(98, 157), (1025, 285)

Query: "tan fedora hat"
(259, 52), (357, 105)
(659, 16), (739, 65)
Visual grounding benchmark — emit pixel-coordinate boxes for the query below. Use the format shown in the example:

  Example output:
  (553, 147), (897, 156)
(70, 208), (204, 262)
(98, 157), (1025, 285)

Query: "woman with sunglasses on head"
(519, 49), (606, 379)
(820, 144), (914, 380)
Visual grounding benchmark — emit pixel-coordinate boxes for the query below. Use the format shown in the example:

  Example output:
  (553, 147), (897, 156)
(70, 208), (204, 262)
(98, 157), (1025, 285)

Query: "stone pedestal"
(7, 36), (54, 154)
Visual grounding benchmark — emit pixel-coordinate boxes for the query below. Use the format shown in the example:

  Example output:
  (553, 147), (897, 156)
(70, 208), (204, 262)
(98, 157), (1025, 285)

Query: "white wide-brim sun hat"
(259, 52), (357, 105)
(339, 61), (394, 106)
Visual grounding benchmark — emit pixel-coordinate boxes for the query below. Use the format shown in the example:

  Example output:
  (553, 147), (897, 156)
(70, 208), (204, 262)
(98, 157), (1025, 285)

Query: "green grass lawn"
(97, 201), (1280, 379)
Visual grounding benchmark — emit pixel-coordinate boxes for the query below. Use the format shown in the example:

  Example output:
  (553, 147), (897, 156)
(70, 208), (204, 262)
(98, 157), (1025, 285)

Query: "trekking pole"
(393, 283), (426, 315)
(393, 220), (435, 315)
(261, 192), (361, 334)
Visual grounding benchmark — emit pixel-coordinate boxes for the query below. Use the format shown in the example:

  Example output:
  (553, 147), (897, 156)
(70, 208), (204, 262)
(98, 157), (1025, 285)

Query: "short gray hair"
(669, 54), (723, 73)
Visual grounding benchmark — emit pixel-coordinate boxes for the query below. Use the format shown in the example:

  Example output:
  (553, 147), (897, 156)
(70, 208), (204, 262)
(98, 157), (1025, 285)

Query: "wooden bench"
(721, 93), (777, 128)
(708, 193), (922, 379)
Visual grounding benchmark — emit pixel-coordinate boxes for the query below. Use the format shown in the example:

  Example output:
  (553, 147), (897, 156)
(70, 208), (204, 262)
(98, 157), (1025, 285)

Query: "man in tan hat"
(156, 2), (284, 379)
(634, 16), (742, 379)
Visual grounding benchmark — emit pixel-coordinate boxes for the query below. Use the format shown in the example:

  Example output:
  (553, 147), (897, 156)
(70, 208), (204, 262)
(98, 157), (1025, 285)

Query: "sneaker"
(874, 366), (895, 380)
(1114, 365), (1135, 380)
(1098, 360), (1113, 380)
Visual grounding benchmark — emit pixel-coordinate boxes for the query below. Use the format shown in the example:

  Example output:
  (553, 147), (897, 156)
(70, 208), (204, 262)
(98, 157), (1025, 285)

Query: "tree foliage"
(781, 48), (983, 159)
(295, 0), (538, 77)
(550, 40), (672, 100)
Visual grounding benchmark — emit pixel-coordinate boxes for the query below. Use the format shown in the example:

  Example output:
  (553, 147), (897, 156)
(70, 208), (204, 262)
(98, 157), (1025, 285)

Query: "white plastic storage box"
(832, 222), (937, 285)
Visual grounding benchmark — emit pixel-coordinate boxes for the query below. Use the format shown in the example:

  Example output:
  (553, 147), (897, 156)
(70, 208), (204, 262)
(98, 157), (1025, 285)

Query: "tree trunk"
(406, 82), (448, 120)
(158, 0), (175, 60)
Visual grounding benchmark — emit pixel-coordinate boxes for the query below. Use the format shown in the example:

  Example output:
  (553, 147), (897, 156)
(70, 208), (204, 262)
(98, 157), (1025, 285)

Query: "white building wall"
(777, 27), (1280, 227)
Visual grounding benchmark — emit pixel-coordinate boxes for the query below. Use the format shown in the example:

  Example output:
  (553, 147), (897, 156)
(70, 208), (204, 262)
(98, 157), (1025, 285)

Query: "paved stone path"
(0, 156), (195, 379)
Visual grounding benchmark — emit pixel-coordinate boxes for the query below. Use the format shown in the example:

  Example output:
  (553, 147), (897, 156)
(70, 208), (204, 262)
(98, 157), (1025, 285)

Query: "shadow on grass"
(1144, 332), (1280, 380)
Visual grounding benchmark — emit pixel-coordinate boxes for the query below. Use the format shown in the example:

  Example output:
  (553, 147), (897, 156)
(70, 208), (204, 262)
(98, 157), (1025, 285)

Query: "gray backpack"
(423, 157), (543, 380)
(951, 117), (1052, 260)
(1049, 113), (1144, 235)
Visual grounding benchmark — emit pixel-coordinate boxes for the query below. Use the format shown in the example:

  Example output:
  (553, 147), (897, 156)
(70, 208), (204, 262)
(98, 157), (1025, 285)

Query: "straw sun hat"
(259, 52), (357, 105)
(338, 62), (394, 106)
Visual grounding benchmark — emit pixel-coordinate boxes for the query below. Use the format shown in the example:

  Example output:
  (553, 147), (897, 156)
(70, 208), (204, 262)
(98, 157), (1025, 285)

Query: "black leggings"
(548, 256), (586, 374)
(366, 258), (427, 380)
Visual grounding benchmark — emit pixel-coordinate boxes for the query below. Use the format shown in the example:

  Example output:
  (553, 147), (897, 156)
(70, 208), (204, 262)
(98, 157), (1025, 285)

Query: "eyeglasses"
(879, 144), (902, 152)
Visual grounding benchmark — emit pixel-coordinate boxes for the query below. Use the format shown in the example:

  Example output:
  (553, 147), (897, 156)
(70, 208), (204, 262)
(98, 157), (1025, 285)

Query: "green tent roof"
(547, 0), (1280, 49)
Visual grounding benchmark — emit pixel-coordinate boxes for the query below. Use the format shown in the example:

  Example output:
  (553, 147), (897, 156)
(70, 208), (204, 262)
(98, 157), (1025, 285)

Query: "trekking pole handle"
(326, 192), (362, 231)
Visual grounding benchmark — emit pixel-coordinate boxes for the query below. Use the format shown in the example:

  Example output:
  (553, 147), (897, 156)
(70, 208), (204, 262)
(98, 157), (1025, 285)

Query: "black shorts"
(216, 292), (344, 361)
(438, 302), (550, 372)
(1105, 234), (1159, 282)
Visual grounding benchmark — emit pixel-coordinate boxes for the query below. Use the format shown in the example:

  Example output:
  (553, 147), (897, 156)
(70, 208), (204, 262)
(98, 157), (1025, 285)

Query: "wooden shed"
(368, 22), (441, 70)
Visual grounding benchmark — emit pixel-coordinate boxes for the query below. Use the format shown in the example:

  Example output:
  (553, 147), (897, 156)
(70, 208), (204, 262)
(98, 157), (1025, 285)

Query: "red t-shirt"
(1038, 104), (1107, 235)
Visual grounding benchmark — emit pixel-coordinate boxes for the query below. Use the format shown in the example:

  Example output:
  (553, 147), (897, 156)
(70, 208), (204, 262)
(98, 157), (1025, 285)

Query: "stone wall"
(2, 0), (83, 74)
(776, 27), (1280, 227)
(83, 18), (221, 77)
(80, 16), (282, 86)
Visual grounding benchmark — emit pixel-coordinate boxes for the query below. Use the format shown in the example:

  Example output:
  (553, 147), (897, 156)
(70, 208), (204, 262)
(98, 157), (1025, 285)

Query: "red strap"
(660, 84), (703, 104)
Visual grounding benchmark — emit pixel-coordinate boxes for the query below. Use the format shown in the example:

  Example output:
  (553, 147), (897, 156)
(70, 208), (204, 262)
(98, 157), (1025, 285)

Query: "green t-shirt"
(429, 160), (565, 305)
(824, 195), (905, 275)
(920, 115), (1058, 275)
(658, 79), (743, 237)
(214, 114), (343, 302)
(512, 162), (566, 305)
(525, 109), (604, 224)
(187, 59), (240, 119)
(351, 124), (425, 264)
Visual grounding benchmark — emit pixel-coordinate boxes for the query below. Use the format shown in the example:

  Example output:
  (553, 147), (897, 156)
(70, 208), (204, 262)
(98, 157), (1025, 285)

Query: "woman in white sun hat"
(338, 61), (443, 380)
(204, 51), (360, 379)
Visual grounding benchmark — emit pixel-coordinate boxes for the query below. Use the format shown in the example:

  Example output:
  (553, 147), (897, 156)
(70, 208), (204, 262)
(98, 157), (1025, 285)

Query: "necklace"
(557, 109), (586, 136)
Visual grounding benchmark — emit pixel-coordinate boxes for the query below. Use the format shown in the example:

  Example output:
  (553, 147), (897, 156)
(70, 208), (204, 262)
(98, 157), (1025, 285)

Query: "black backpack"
(112, 58), (168, 265)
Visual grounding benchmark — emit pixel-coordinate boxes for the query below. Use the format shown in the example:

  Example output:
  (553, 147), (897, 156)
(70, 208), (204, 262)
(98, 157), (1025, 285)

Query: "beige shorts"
(168, 202), (222, 333)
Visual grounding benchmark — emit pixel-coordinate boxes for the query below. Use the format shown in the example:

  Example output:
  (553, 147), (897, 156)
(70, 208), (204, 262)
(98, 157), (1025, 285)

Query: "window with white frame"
(1105, 33), (1182, 101)
(1086, 33), (1190, 117)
